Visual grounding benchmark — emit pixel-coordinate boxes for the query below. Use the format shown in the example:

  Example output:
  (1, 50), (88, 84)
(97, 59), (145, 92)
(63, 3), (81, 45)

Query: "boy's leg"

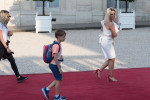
(49, 64), (62, 94)
(48, 80), (56, 89)
(54, 80), (67, 100)
(55, 80), (61, 95)
(49, 64), (66, 99)
(42, 80), (56, 100)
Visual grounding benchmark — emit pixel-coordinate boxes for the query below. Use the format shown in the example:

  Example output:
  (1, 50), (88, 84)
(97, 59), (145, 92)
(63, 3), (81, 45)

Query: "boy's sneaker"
(17, 76), (28, 83)
(54, 95), (67, 100)
(42, 87), (49, 99)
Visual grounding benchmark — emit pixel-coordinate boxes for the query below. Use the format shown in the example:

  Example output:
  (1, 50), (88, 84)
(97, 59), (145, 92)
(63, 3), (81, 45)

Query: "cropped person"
(0, 10), (28, 83)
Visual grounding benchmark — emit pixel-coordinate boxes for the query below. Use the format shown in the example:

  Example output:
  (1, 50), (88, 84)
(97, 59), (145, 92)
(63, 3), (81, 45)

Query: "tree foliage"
(31, 0), (55, 15)
(120, 0), (135, 12)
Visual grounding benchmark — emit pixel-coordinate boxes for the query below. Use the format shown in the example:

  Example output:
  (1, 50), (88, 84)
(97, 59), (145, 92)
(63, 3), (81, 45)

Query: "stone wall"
(0, 0), (36, 26)
(135, 0), (150, 21)
(0, 0), (149, 27)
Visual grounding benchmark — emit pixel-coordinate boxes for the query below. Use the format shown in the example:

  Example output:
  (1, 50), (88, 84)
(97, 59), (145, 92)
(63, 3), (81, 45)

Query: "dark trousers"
(0, 41), (20, 77)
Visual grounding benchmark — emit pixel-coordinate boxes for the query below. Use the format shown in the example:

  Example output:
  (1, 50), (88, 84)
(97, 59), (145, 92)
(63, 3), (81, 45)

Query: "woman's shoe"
(17, 76), (28, 83)
(94, 69), (101, 79)
(108, 76), (118, 82)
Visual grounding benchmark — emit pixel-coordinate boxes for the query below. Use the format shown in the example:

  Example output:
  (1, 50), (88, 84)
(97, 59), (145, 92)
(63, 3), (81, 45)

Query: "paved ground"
(8, 21), (150, 32)
(0, 27), (150, 75)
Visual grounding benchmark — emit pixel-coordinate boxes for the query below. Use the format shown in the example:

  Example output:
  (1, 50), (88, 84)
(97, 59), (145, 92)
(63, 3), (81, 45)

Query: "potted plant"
(30, 0), (55, 33)
(32, 0), (54, 16)
(122, 0), (135, 13)
(118, 0), (135, 30)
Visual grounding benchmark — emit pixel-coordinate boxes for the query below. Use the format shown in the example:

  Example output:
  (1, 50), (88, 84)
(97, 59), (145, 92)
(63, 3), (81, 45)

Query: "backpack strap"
(53, 41), (60, 53)
(52, 41), (63, 62)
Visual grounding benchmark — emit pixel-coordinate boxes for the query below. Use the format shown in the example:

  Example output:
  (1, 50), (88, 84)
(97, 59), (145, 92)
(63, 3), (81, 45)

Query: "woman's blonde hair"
(104, 7), (115, 24)
(0, 10), (9, 27)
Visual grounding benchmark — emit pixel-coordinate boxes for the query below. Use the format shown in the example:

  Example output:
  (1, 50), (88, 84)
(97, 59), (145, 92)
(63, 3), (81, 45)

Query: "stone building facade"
(0, 0), (150, 27)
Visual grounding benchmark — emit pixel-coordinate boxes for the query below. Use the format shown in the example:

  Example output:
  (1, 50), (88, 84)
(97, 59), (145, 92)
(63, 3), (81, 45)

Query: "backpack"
(43, 41), (60, 63)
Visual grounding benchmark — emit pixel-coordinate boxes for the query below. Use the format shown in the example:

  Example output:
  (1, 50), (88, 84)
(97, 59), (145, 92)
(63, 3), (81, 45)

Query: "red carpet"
(0, 68), (150, 100)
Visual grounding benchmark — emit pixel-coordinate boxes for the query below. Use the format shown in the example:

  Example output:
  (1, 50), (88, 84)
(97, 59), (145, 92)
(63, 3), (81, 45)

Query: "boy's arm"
(8, 31), (13, 36)
(61, 55), (64, 61)
(53, 53), (63, 74)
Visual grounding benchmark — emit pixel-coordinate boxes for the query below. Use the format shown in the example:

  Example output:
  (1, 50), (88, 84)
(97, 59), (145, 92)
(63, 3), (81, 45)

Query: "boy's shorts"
(49, 64), (62, 80)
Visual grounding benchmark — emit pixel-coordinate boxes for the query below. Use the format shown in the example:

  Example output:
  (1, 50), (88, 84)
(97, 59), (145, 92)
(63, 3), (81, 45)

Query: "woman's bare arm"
(0, 30), (7, 48)
(0, 30), (13, 53)
(101, 26), (103, 32)
(109, 22), (117, 38)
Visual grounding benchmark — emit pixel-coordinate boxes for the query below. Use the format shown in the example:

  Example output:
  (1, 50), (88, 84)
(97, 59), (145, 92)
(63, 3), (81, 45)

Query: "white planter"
(35, 12), (52, 33)
(118, 10), (135, 30)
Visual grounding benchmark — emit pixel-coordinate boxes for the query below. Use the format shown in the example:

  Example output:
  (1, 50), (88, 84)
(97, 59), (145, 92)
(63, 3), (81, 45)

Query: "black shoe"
(17, 76), (28, 83)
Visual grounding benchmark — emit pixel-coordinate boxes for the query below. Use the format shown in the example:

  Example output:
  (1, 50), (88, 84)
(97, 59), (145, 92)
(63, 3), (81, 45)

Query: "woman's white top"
(100, 20), (119, 37)
(0, 22), (8, 43)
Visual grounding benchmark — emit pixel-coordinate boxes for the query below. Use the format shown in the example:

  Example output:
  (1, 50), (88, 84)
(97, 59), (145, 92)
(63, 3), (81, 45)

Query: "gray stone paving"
(0, 27), (150, 75)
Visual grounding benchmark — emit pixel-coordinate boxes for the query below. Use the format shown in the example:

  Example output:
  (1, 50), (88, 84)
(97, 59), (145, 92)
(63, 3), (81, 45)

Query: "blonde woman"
(0, 10), (28, 83)
(95, 7), (119, 82)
